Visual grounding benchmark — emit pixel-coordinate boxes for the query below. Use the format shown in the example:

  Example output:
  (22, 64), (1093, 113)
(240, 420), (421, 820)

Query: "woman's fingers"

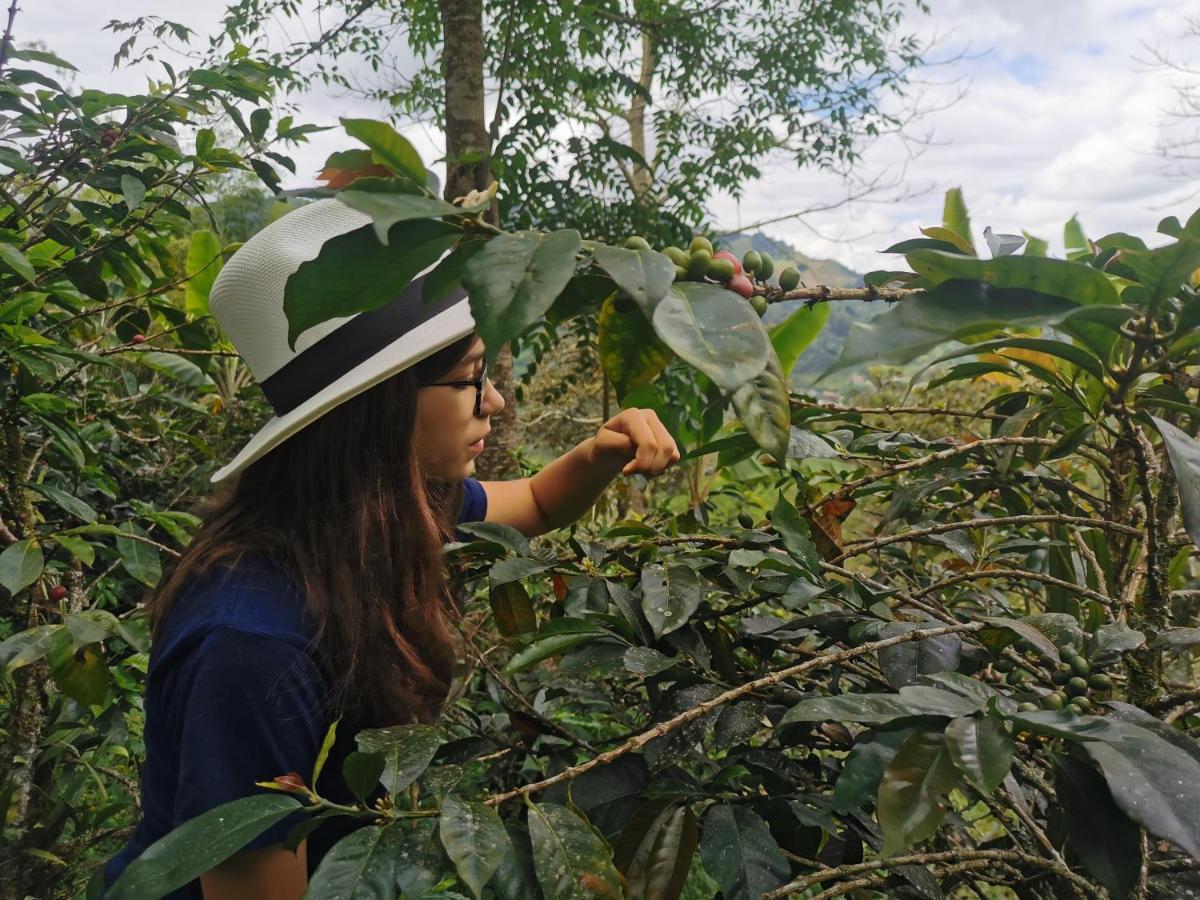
(617, 409), (679, 476)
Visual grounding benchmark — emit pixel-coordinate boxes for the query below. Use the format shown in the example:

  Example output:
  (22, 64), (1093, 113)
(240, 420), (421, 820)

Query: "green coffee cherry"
(1041, 692), (1066, 710)
(1069, 696), (1093, 714)
(737, 512), (755, 529)
(1051, 668), (1071, 686)
(1069, 655), (1091, 677)
(663, 246), (690, 267)
(624, 235), (652, 251)
(707, 257), (736, 283)
(1005, 669), (1024, 686)
(742, 250), (762, 274)
(757, 252), (774, 280)
(1017, 702), (1039, 713)
(994, 658), (1015, 673)
(689, 235), (714, 255)
(750, 295), (769, 316)
(1067, 676), (1089, 697)
(1059, 643), (1077, 659)
(687, 249), (712, 280)
(1088, 673), (1113, 691)
(778, 266), (801, 292)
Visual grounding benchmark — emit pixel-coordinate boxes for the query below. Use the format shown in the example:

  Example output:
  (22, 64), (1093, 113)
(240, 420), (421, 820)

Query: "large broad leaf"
(651, 282), (770, 393)
(337, 190), (468, 244)
(641, 564), (702, 638)
(0, 538), (43, 594)
(184, 229), (223, 318)
(924, 336), (1107, 382)
(543, 755), (649, 839)
(490, 581), (536, 636)
(491, 825), (541, 900)
(116, 523), (162, 587)
(780, 685), (983, 727)
(769, 301), (830, 378)
(0, 623), (58, 671)
(340, 118), (427, 186)
(463, 229), (582, 357)
(943, 715), (1013, 795)
(46, 627), (108, 706)
(505, 628), (608, 674)
(1053, 755), (1140, 898)
(699, 805), (788, 900)
(354, 724), (442, 797)
(831, 726), (916, 814)
(589, 244), (676, 318)
(283, 219), (460, 348)
(598, 294), (672, 401)
(303, 824), (413, 900)
(877, 728), (962, 855)
(107, 795), (303, 899)
(1120, 236), (1200, 308)
(1081, 717), (1200, 859)
(822, 281), (1079, 377)
(439, 796), (511, 899)
(730, 349), (789, 460)
(1150, 416), (1200, 548)
(876, 622), (962, 688)
(613, 800), (698, 900)
(526, 802), (623, 900)
(906, 249), (1121, 305)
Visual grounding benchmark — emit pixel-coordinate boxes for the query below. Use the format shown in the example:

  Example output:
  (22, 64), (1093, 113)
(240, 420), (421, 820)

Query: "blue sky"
(16, 1), (1200, 275)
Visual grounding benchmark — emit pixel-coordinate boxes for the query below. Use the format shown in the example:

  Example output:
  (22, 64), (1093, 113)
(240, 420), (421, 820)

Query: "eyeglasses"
(424, 357), (489, 417)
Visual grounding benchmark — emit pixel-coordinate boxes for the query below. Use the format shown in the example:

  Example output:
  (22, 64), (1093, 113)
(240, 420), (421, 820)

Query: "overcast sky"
(14, 1), (1200, 274)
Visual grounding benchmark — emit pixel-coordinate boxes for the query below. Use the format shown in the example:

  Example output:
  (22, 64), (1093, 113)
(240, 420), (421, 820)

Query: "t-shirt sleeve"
(458, 476), (488, 524)
(172, 626), (327, 851)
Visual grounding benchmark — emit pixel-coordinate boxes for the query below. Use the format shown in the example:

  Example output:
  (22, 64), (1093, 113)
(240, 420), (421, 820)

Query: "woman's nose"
(479, 377), (505, 417)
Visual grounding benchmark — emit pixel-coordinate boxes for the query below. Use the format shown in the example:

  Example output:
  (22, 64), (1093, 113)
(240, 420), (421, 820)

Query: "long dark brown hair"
(148, 333), (478, 725)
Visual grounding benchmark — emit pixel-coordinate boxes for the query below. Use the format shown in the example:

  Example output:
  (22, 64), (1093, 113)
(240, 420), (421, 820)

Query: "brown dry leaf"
(806, 497), (856, 561)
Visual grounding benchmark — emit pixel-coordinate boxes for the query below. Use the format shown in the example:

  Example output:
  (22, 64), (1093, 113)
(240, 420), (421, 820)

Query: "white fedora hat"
(207, 197), (475, 483)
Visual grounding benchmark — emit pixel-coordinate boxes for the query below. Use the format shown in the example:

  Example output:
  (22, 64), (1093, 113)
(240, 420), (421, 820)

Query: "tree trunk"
(623, 28), (657, 203)
(440, 0), (521, 478)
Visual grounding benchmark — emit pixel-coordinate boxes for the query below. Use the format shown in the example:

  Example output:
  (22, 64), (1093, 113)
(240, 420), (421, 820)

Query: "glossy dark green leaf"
(976, 616), (1060, 662)
(31, 483), (97, 524)
(589, 243), (676, 317)
(641, 564), (702, 639)
(876, 622), (962, 688)
(303, 823), (412, 900)
(355, 724), (442, 797)
(544, 755), (649, 839)
(598, 293), (672, 400)
(651, 282), (770, 393)
(1008, 710), (1123, 742)
(769, 301), (830, 377)
(342, 751), (385, 804)
(1053, 755), (1140, 898)
(699, 805), (788, 900)
(505, 629), (607, 674)
(877, 728), (961, 855)
(283, 219), (459, 349)
(490, 580), (536, 636)
(526, 801), (623, 900)
(120, 174), (146, 213)
(115, 523), (161, 587)
(340, 117), (427, 185)
(491, 825), (541, 900)
(1120, 236), (1200, 308)
(463, 229), (581, 359)
(906, 249), (1120, 305)
(944, 715), (1012, 795)
(0, 242), (36, 283)
(730, 349), (789, 460)
(770, 496), (819, 569)
(831, 726), (915, 814)
(1150, 416), (1200, 547)
(0, 538), (43, 594)
(337, 190), (466, 244)
(439, 795), (510, 898)
(780, 685), (982, 727)
(613, 800), (698, 900)
(107, 795), (302, 900)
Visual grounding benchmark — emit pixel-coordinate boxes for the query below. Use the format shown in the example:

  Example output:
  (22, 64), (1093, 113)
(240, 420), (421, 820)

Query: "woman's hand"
(588, 408), (681, 477)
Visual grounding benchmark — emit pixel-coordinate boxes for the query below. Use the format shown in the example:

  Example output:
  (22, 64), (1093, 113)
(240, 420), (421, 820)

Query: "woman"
(102, 199), (679, 898)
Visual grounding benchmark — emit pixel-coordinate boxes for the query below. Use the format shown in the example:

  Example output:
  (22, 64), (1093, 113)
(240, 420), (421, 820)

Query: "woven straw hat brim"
(210, 298), (474, 483)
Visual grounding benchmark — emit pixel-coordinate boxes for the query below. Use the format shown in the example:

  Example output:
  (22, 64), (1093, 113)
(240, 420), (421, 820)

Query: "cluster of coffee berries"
(996, 637), (1113, 715)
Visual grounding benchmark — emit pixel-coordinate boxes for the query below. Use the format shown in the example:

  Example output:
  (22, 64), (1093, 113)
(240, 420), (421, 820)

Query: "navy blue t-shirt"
(103, 478), (487, 897)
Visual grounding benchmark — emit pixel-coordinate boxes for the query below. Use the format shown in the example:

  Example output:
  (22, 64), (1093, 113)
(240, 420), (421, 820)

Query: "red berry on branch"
(49, 585), (68, 601)
(131, 334), (146, 345)
(729, 273), (754, 299)
(712, 250), (742, 275)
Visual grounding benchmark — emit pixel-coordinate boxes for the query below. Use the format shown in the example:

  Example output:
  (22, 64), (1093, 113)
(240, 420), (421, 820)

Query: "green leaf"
(1064, 214), (1090, 259)
(491, 825), (540, 900)
(337, 190), (466, 244)
(311, 718), (340, 787)
(10, 46), (77, 69)
(527, 801), (623, 900)
(822, 281), (1080, 377)
(1008, 710), (1123, 742)
(730, 349), (789, 460)
(46, 628), (108, 706)
(439, 795), (511, 898)
(906, 249), (1120, 305)
(831, 726), (915, 814)
(613, 800), (698, 900)
(0, 242), (36, 283)
(780, 685), (983, 727)
(283, 219), (460, 349)
(925, 336), (1107, 382)
(303, 823), (412, 900)
(590, 244), (676, 317)
(121, 174), (146, 213)
(463, 229), (582, 358)
(1053, 755), (1140, 898)
(185, 229), (223, 318)
(1081, 717), (1200, 859)
(1121, 236), (1200, 308)
(340, 118), (427, 186)
(31, 483), (97, 523)
(769, 301), (830, 378)
(505, 630), (606, 674)
(107, 795), (302, 899)
(52, 534), (94, 566)
(116, 523), (161, 587)
(598, 293), (672, 401)
(698, 805), (788, 900)
(943, 715), (1013, 795)
(134, 351), (210, 387)
(877, 728), (961, 855)
(490, 580), (536, 636)
(355, 724), (441, 797)
(1150, 416), (1200, 548)
(976, 616), (1061, 662)
(0, 623), (58, 671)
(942, 187), (975, 253)
(341, 751), (385, 804)
(0, 538), (43, 594)
(641, 564), (702, 639)
(876, 622), (962, 688)
(770, 496), (819, 569)
(651, 282), (770, 393)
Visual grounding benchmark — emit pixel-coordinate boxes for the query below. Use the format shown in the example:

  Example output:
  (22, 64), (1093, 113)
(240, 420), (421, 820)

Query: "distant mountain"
(716, 231), (884, 381)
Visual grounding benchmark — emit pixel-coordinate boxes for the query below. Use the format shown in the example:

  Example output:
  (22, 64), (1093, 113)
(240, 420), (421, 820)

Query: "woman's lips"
(468, 437), (486, 454)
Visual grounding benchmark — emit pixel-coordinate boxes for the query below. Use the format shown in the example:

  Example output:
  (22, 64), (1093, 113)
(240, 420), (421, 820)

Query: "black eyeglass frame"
(423, 357), (488, 417)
